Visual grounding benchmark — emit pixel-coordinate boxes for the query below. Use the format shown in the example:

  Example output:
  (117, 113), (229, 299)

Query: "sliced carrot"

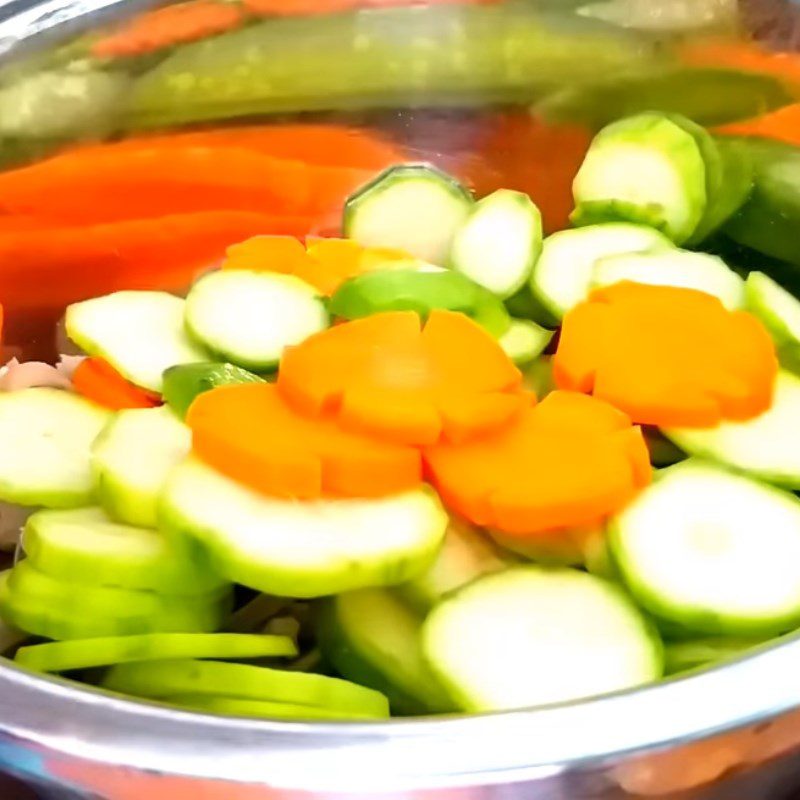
(716, 103), (800, 145)
(680, 38), (800, 86)
(424, 391), (651, 535)
(553, 282), (778, 428)
(91, 0), (246, 58)
(72, 357), (162, 410)
(0, 147), (313, 224)
(187, 382), (421, 499)
(278, 310), (524, 446)
(66, 124), (405, 172)
(222, 235), (311, 274)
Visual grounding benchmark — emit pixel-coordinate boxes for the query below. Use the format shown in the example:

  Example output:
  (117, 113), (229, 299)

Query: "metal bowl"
(2, 0), (800, 797)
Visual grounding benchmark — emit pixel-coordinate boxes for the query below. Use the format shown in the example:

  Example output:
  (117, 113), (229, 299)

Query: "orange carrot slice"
(187, 382), (421, 499)
(424, 390), (651, 535)
(278, 310), (524, 446)
(716, 103), (800, 145)
(72, 358), (162, 411)
(553, 282), (778, 428)
(91, 0), (246, 58)
(222, 235), (311, 274)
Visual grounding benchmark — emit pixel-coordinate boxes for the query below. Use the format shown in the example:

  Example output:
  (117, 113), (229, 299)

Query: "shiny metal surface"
(2, 0), (800, 797)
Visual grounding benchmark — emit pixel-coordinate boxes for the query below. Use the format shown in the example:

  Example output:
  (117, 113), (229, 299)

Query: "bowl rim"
(2, 633), (800, 791)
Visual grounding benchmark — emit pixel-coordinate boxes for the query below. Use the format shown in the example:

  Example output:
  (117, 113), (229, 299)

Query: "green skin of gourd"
(328, 269), (510, 337)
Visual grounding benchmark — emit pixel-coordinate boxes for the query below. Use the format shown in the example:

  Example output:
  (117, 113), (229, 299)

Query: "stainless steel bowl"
(2, 0), (800, 797)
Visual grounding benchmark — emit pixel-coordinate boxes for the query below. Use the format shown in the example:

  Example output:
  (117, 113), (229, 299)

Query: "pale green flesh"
(611, 460), (800, 636)
(591, 249), (744, 310)
(23, 506), (225, 595)
(92, 406), (191, 529)
(161, 458), (449, 598)
(65, 291), (210, 392)
(185, 271), (328, 372)
(530, 223), (671, 318)
(103, 658), (390, 717)
(449, 189), (543, 298)
(664, 371), (800, 490)
(746, 271), (800, 350)
(15, 633), (297, 672)
(0, 389), (110, 508)
(422, 566), (662, 712)
(498, 319), (553, 365)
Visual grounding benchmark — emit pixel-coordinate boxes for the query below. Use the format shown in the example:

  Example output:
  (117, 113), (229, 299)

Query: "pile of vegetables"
(4, 106), (800, 723)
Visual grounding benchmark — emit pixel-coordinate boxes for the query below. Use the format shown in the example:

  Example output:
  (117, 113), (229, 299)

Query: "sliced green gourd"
(400, 518), (516, 610)
(102, 658), (390, 717)
(65, 291), (210, 392)
(571, 112), (707, 244)
(530, 223), (671, 319)
(318, 588), (454, 715)
(610, 460), (800, 636)
(522, 356), (555, 398)
(663, 371), (800, 490)
(643, 429), (685, 468)
(498, 319), (553, 366)
(15, 632), (297, 673)
(161, 457), (448, 598)
(185, 271), (328, 372)
(22, 507), (225, 595)
(745, 271), (800, 361)
(163, 694), (382, 720)
(162, 362), (265, 420)
(92, 406), (191, 528)
(488, 526), (607, 568)
(591, 249), (744, 310)
(0, 388), (110, 508)
(344, 165), (473, 264)
(422, 566), (662, 712)
(664, 636), (770, 676)
(448, 189), (543, 299)
(0, 562), (228, 641)
(328, 268), (510, 338)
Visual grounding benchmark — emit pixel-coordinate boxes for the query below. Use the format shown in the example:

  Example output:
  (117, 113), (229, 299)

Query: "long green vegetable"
(126, 5), (655, 128)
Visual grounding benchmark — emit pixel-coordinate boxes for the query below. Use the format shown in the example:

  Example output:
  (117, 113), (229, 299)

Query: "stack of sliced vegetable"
(6, 110), (800, 721)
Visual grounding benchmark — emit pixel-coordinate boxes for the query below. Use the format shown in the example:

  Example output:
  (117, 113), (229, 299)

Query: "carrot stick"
(553, 282), (778, 428)
(187, 382), (421, 499)
(72, 357), (162, 410)
(65, 124), (405, 172)
(680, 38), (800, 86)
(222, 235), (311, 274)
(91, 0), (247, 58)
(0, 147), (313, 224)
(716, 103), (800, 145)
(278, 310), (524, 445)
(424, 390), (651, 535)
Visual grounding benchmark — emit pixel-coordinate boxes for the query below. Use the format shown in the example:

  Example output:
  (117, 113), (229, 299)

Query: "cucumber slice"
(400, 518), (516, 610)
(422, 566), (662, 712)
(163, 694), (381, 720)
(328, 269), (511, 338)
(664, 636), (769, 676)
(663, 371), (800, 490)
(591, 249), (744, 310)
(162, 362), (265, 420)
(65, 291), (210, 392)
(498, 320), (553, 366)
(610, 460), (800, 636)
(15, 632), (297, 673)
(746, 271), (800, 355)
(102, 658), (390, 717)
(0, 388), (110, 508)
(571, 112), (707, 244)
(530, 223), (671, 319)
(0, 562), (228, 641)
(92, 406), (191, 528)
(161, 458), (448, 598)
(448, 189), (543, 299)
(185, 271), (328, 372)
(343, 165), (473, 264)
(22, 507), (225, 595)
(318, 588), (455, 715)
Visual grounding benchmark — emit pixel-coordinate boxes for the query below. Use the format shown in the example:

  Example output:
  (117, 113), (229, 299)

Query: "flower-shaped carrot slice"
(424, 391), (650, 535)
(553, 282), (778, 428)
(187, 383), (421, 499)
(278, 310), (524, 446)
